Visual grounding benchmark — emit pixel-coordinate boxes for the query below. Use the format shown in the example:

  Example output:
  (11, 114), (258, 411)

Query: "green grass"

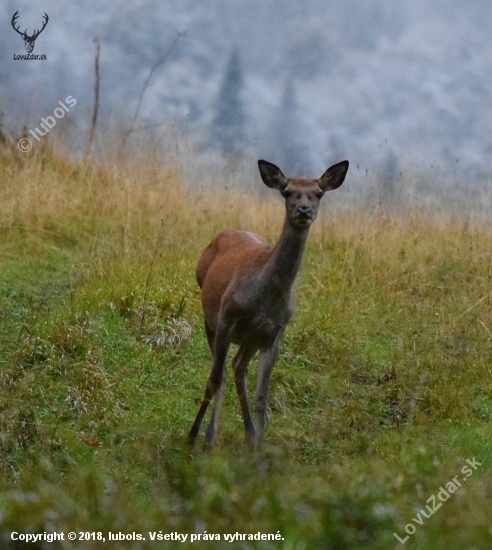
(0, 146), (491, 548)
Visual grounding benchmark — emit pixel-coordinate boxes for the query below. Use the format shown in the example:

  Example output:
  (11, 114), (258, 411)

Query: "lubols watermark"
(393, 457), (482, 544)
(18, 97), (77, 152)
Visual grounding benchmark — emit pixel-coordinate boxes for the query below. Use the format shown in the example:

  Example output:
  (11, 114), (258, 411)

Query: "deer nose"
(297, 205), (312, 217)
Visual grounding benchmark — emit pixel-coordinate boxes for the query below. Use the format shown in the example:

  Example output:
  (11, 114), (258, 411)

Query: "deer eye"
(282, 189), (293, 198)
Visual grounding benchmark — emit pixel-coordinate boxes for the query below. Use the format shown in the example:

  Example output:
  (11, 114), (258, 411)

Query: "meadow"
(0, 142), (491, 549)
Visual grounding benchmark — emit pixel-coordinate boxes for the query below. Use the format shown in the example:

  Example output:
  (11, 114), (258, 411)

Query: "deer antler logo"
(11, 11), (49, 53)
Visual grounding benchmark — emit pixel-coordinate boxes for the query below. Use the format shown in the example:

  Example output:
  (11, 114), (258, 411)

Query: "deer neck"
(262, 218), (309, 295)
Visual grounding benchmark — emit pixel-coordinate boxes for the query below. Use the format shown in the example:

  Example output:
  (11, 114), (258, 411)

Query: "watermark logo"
(393, 457), (482, 544)
(18, 96), (77, 152)
(11, 10), (48, 60)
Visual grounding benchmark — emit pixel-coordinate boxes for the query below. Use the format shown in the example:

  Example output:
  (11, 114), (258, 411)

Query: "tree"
(211, 49), (246, 156)
(273, 79), (311, 175)
(380, 149), (400, 206)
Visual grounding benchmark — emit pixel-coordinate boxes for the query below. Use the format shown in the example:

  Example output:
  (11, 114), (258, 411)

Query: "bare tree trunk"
(85, 37), (100, 159)
(119, 31), (186, 156)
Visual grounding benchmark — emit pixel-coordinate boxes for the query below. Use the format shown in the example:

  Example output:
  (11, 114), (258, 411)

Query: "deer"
(11, 11), (49, 54)
(188, 159), (349, 450)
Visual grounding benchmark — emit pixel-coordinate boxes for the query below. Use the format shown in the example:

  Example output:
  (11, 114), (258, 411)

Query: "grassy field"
(0, 144), (491, 549)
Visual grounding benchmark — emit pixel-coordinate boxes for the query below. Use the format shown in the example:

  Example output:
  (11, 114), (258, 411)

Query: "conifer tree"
(275, 79), (311, 174)
(211, 49), (246, 156)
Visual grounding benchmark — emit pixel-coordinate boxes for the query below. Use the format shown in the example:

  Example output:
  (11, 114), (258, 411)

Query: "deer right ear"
(319, 160), (349, 192)
(258, 160), (288, 191)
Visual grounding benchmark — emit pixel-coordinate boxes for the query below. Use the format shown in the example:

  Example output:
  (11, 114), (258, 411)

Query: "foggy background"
(2, 0), (492, 203)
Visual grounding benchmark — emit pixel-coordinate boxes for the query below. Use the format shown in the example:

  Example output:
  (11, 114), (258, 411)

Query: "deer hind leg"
(231, 345), (257, 449)
(204, 366), (227, 450)
(188, 322), (232, 448)
(204, 319), (215, 354)
(202, 320), (225, 449)
(255, 337), (280, 449)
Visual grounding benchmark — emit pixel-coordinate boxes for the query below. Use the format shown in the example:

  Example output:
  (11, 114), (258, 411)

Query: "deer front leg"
(232, 346), (257, 449)
(255, 337), (280, 450)
(188, 322), (232, 448)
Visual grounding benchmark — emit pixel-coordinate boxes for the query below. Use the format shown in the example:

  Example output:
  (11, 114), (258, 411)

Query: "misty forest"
(2, 0), (492, 182)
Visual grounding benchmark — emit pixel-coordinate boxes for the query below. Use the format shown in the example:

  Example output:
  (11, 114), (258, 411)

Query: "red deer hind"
(188, 159), (349, 450)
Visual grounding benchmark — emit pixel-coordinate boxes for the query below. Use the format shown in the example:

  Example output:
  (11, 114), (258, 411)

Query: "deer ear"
(258, 160), (288, 191)
(319, 160), (349, 192)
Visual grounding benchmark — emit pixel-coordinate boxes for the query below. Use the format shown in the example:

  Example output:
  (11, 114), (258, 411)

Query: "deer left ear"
(258, 160), (288, 191)
(319, 160), (349, 192)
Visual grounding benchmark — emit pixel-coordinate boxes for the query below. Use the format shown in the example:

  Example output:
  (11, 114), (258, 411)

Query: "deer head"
(11, 11), (49, 53)
(258, 159), (349, 230)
